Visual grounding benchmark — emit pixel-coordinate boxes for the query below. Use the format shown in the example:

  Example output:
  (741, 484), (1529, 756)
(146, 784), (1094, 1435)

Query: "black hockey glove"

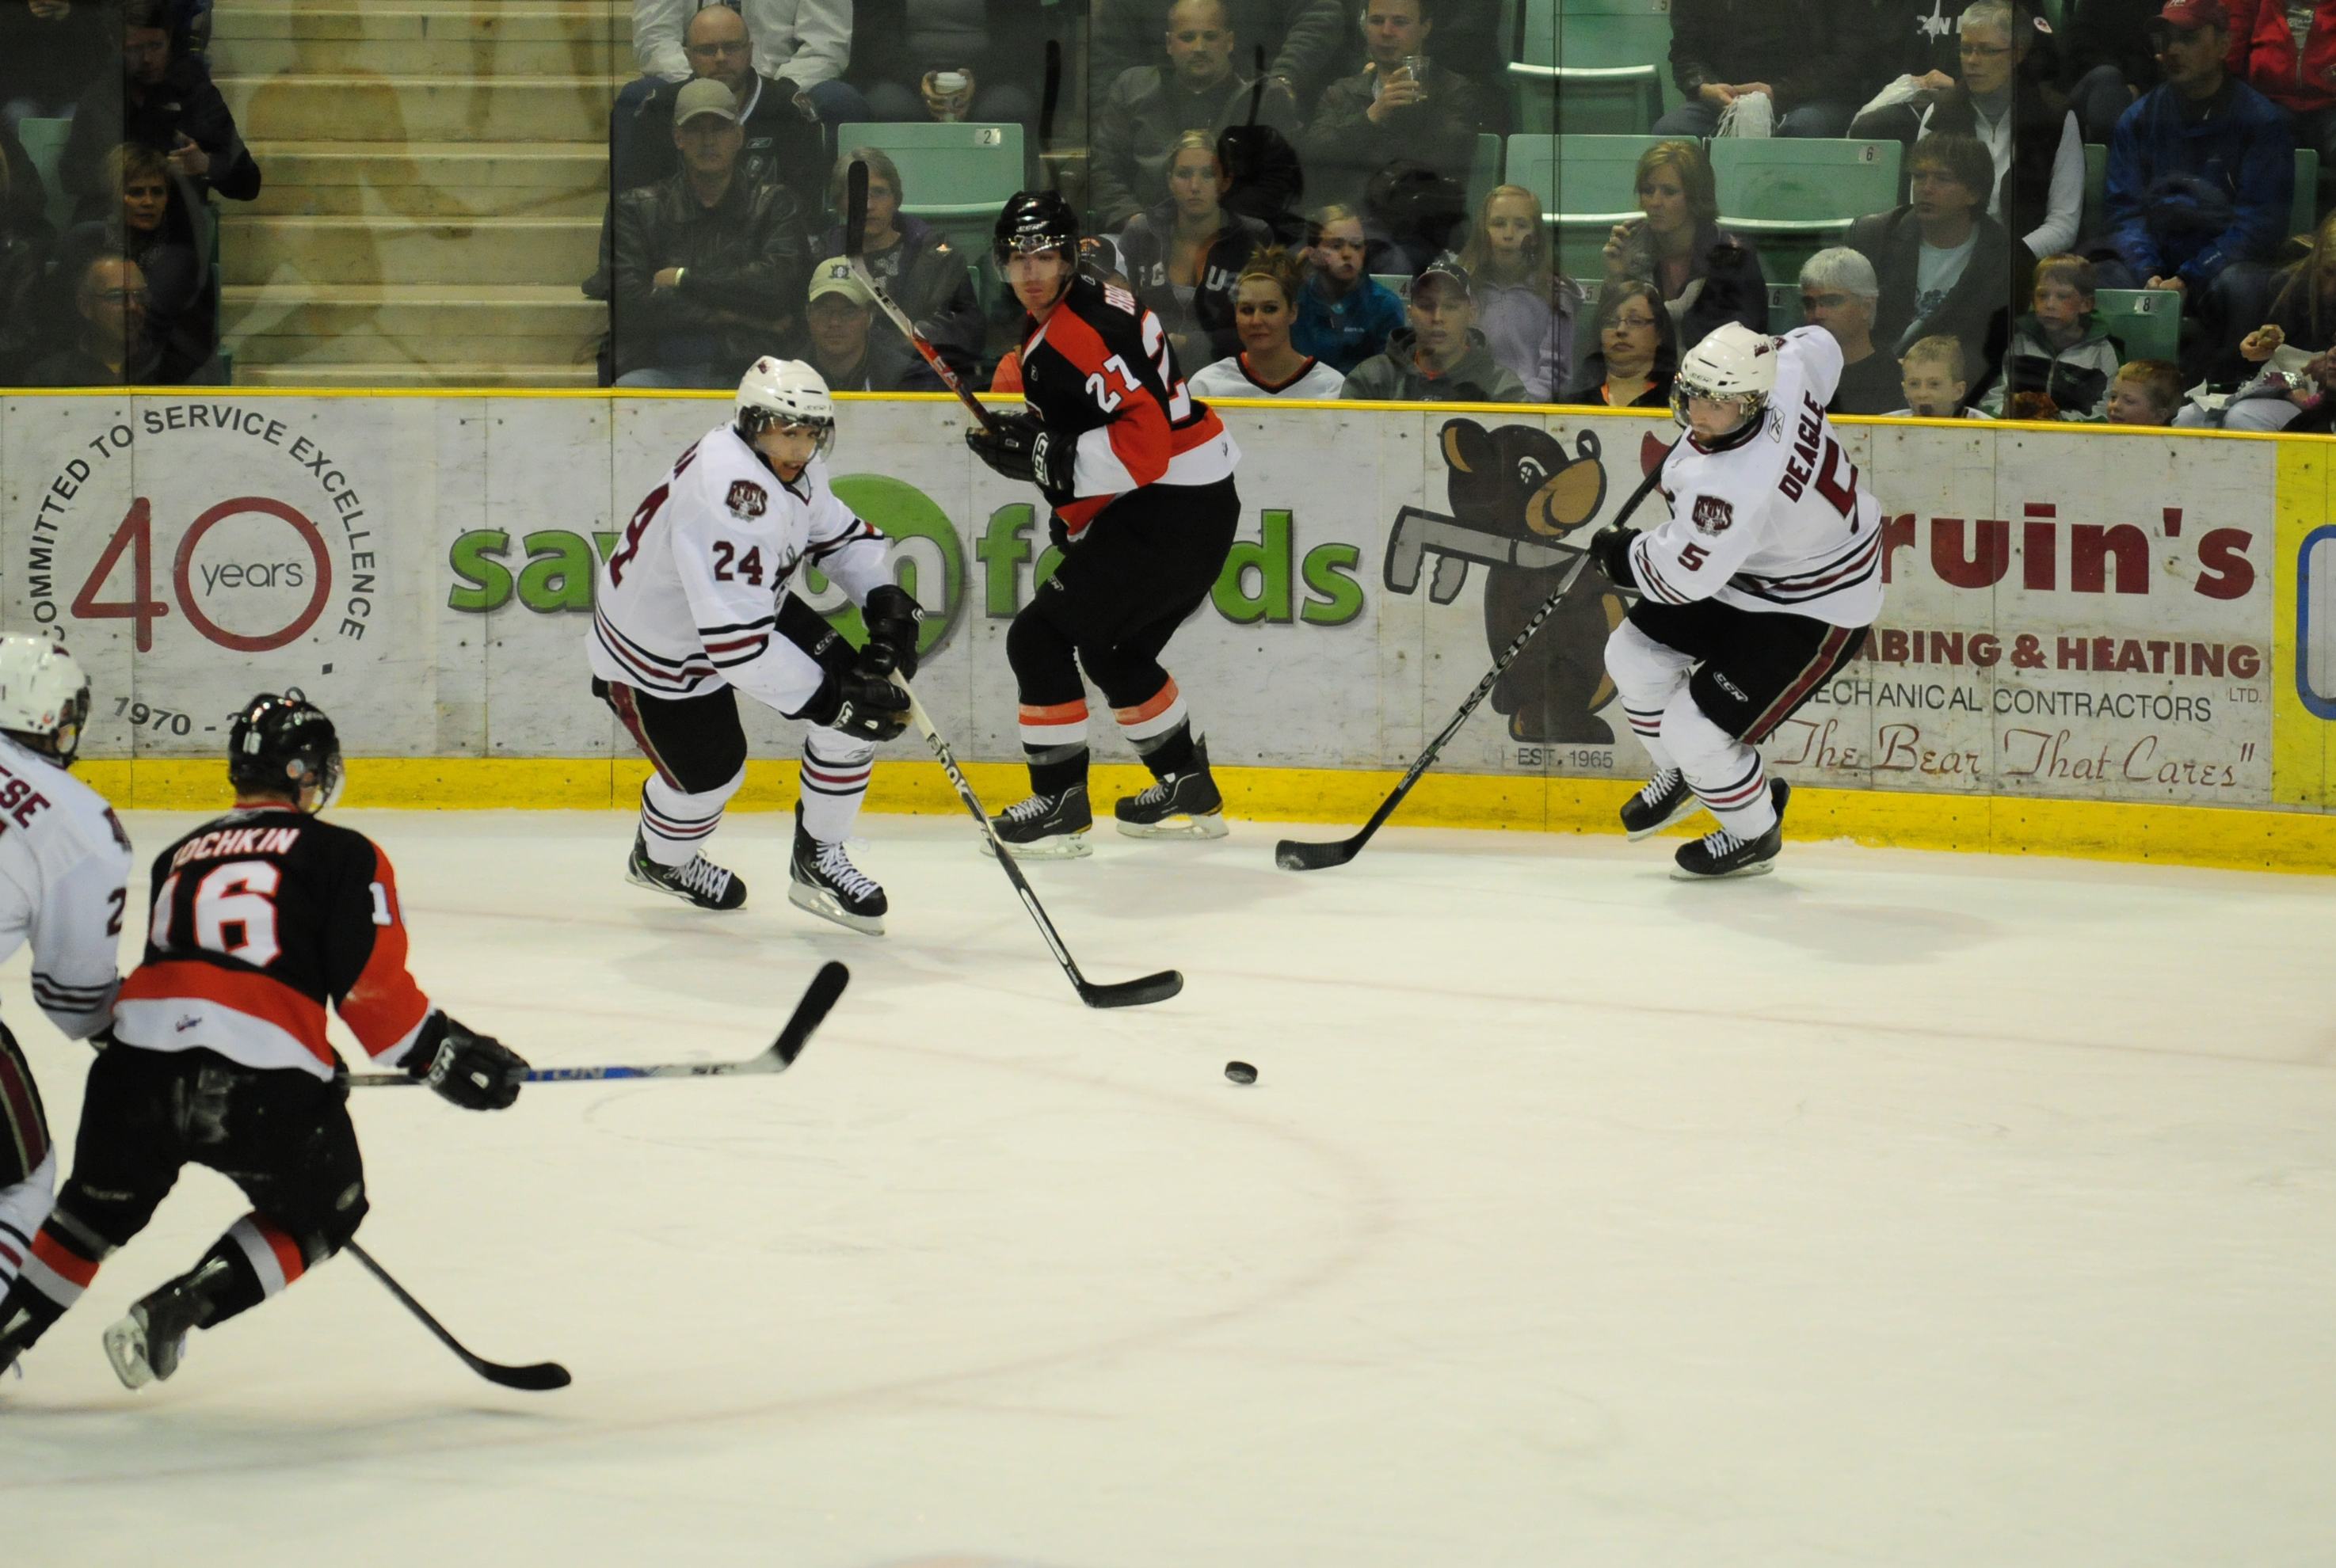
(1588, 524), (1639, 591)
(406, 1013), (527, 1111)
(857, 583), (923, 682)
(966, 413), (1074, 504)
(802, 668), (910, 743)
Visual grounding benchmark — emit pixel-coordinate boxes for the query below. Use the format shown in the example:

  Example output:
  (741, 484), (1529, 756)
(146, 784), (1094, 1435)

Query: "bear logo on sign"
(1692, 495), (1734, 535)
(726, 479), (768, 519)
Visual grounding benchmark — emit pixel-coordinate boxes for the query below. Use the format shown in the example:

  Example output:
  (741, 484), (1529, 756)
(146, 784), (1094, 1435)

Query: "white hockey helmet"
(1671, 322), (1780, 447)
(0, 635), (91, 766)
(735, 356), (836, 459)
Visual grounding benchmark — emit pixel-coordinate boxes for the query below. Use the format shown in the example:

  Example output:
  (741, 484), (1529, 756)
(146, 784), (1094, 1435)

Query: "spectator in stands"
(2174, 211), (2336, 428)
(1089, 0), (1354, 110)
(801, 256), (936, 389)
(2056, 0), (2168, 140)
(2222, 0), (2336, 173)
(59, 0), (258, 223)
(2101, 0), (2292, 301)
(614, 3), (829, 207)
(0, 0), (114, 122)
(1657, 0), (1860, 138)
(0, 116), (45, 234)
(1559, 278), (1677, 408)
(0, 153), (51, 380)
(1847, 133), (2013, 390)
(851, 0), (1046, 125)
(609, 79), (812, 387)
(1116, 130), (1272, 365)
(53, 143), (214, 382)
(2102, 354), (2183, 419)
(1187, 245), (1347, 397)
(1088, 0), (1301, 232)
(1980, 250), (2124, 416)
(1291, 203), (1404, 370)
(627, 0), (869, 132)
(1601, 139), (1768, 351)
(1860, 0), (1964, 97)
(1889, 332), (1990, 414)
(821, 147), (984, 374)
(1850, 0), (2084, 264)
(1342, 253), (1523, 401)
(1455, 185), (1579, 403)
(24, 251), (161, 386)
(1800, 247), (1904, 413)
(1298, 0), (1490, 267)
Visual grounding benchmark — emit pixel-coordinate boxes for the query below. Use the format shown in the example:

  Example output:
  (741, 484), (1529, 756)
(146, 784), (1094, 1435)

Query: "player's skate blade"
(1621, 768), (1699, 840)
(1115, 742), (1229, 839)
(102, 1284), (204, 1391)
(985, 784), (1093, 859)
(1672, 779), (1789, 880)
(788, 824), (886, 936)
(627, 832), (746, 911)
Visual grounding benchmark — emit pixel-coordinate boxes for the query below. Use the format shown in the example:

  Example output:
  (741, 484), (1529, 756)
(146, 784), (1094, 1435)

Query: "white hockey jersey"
(0, 735), (131, 1043)
(1629, 327), (1885, 629)
(1187, 353), (1347, 402)
(590, 421), (892, 717)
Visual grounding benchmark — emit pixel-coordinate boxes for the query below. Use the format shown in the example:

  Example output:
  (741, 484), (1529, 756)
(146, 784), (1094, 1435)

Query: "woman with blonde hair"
(1458, 183), (1582, 402)
(1187, 245), (1346, 400)
(2180, 213), (2336, 432)
(1600, 139), (1766, 350)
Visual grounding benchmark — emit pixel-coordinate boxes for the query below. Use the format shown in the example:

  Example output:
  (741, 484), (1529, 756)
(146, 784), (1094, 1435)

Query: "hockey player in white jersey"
(0, 637), (131, 1300)
(589, 358), (919, 932)
(1589, 322), (1883, 878)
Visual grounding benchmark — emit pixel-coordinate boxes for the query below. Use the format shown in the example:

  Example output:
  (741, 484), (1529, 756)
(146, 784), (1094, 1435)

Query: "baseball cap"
(808, 257), (875, 306)
(2153, 0), (2220, 31)
(674, 78), (740, 124)
(1412, 253), (1471, 297)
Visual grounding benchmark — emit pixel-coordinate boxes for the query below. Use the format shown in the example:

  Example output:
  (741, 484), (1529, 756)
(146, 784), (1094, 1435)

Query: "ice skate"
(1620, 768), (1698, 840)
(1114, 740), (1228, 839)
(1672, 778), (1789, 881)
(627, 830), (746, 911)
(788, 811), (886, 934)
(985, 782), (1093, 859)
(102, 1275), (211, 1391)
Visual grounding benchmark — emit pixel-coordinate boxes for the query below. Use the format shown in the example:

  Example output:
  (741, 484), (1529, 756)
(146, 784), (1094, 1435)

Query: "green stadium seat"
(2094, 287), (2180, 363)
(1507, 132), (1667, 280)
(1503, 0), (1671, 136)
(1371, 272), (1409, 299)
(833, 122), (1025, 251)
(1711, 137), (1902, 287)
(17, 116), (74, 233)
(1767, 284), (1803, 337)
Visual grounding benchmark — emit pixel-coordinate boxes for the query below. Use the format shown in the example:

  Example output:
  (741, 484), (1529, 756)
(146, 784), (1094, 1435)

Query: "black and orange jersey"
(112, 805), (433, 1081)
(1017, 274), (1238, 536)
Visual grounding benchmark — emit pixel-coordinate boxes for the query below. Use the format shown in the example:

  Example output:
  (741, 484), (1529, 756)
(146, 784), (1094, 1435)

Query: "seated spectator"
(851, 0), (1046, 126)
(624, 0), (869, 134)
(1888, 332), (1991, 415)
(2222, 0), (2336, 173)
(822, 147), (984, 374)
(0, 146), (53, 381)
(1089, 0), (1354, 108)
(51, 143), (215, 383)
(2173, 211), (2336, 428)
(1981, 251), (2125, 416)
(1847, 133), (2013, 389)
(0, 0), (113, 121)
(1860, 0), (1964, 98)
(2101, 0), (2292, 303)
(1298, 0), (1489, 267)
(1456, 185), (1580, 403)
(2102, 354), (2183, 420)
(614, 2), (829, 209)
(1799, 247), (1904, 413)
(1656, 0), (1859, 138)
(1851, 0), (2084, 264)
(1559, 278), (1678, 409)
(1601, 139), (1769, 351)
(59, 0), (258, 223)
(1187, 245), (1347, 397)
(1291, 204), (1404, 371)
(1116, 130), (1271, 366)
(609, 79), (812, 387)
(1088, 0), (1301, 232)
(802, 256), (937, 389)
(2056, 0), (2167, 139)
(24, 251), (162, 386)
(1342, 253), (1523, 402)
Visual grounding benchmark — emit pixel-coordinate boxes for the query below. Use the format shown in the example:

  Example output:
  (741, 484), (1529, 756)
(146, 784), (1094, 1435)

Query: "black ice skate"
(1620, 767), (1698, 840)
(788, 811), (887, 935)
(1672, 778), (1790, 881)
(1115, 740), (1228, 839)
(627, 830), (746, 910)
(985, 782), (1093, 859)
(102, 1269), (219, 1391)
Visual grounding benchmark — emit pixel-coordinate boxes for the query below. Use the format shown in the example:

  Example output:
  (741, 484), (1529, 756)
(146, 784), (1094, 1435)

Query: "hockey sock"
(1661, 687), (1777, 838)
(199, 1215), (309, 1327)
(0, 1149), (56, 1293)
(638, 766), (744, 868)
(1112, 679), (1196, 775)
(5, 1202), (116, 1339)
(798, 729), (875, 843)
(1017, 698), (1090, 798)
(1604, 619), (1694, 774)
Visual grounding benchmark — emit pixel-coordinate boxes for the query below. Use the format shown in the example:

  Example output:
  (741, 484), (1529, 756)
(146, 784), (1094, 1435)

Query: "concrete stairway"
(209, 0), (624, 388)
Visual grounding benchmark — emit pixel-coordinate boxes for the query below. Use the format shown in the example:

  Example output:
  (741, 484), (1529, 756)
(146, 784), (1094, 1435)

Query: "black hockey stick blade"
(345, 1242), (570, 1391)
(1275, 835), (1362, 873)
(844, 157), (869, 261)
(1079, 969), (1185, 1009)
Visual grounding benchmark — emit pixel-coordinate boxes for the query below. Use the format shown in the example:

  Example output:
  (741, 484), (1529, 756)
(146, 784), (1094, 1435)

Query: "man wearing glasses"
(25, 253), (163, 386)
(614, 2), (838, 204)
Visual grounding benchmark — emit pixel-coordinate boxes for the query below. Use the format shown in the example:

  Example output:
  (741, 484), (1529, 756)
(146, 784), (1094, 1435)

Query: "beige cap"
(674, 78), (740, 124)
(808, 257), (875, 306)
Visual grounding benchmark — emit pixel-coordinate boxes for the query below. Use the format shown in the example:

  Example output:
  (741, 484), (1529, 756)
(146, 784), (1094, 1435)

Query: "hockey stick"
(1275, 458), (1674, 872)
(344, 1241), (571, 1391)
(890, 673), (1183, 1009)
(345, 961), (849, 1087)
(844, 158), (1002, 435)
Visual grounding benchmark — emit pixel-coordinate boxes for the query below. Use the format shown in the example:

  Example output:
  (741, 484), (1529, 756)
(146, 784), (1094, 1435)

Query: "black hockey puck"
(1225, 1060), (1257, 1085)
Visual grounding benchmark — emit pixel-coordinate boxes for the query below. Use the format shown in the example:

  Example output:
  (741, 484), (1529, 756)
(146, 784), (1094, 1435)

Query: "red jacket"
(2224, 0), (2336, 112)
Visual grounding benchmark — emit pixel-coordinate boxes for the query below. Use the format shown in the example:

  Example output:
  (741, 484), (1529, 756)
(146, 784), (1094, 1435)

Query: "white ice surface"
(6, 809), (2334, 1568)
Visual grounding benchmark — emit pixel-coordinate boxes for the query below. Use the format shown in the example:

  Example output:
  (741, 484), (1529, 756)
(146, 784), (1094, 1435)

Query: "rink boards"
(2, 388), (2332, 873)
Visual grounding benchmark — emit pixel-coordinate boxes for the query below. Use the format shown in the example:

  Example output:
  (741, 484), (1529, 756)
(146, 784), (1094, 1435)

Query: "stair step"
(219, 36), (631, 72)
(218, 215), (599, 285)
(212, 6), (630, 44)
(228, 332), (600, 366)
(216, 75), (620, 143)
(246, 179), (605, 218)
(236, 360), (601, 389)
(221, 283), (603, 339)
(249, 141), (609, 185)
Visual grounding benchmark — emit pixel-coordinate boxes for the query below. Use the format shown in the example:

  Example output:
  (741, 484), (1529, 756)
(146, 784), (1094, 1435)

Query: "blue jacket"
(1293, 273), (1406, 375)
(2105, 78), (2293, 290)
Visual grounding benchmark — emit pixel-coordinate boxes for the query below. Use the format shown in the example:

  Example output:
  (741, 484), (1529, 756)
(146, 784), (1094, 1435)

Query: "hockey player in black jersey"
(964, 191), (1244, 857)
(0, 693), (529, 1390)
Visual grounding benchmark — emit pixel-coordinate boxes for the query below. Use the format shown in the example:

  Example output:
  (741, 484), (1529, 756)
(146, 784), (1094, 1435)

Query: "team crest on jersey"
(1693, 495), (1735, 535)
(726, 480), (768, 519)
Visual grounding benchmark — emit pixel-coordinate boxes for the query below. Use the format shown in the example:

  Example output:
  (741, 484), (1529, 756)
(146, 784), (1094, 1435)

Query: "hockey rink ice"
(6, 807), (2331, 1567)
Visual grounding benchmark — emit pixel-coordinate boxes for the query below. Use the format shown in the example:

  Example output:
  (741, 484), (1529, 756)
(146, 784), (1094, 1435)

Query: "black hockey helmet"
(993, 189), (1079, 270)
(228, 689), (344, 813)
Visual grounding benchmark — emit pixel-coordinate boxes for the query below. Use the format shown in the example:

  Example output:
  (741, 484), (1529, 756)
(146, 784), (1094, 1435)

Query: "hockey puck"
(1224, 1060), (1257, 1085)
